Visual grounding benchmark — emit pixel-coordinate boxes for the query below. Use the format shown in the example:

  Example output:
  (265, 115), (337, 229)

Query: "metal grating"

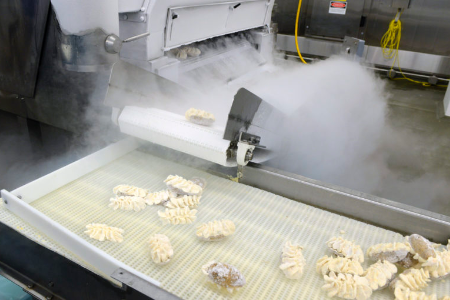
(3, 150), (450, 299)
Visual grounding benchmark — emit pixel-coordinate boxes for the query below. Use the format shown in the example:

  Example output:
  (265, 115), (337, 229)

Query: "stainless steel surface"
(164, 0), (271, 49)
(0, 0), (50, 97)
(341, 36), (365, 61)
(392, 0), (411, 9)
(305, 0), (365, 39)
(223, 88), (263, 142)
(277, 34), (450, 77)
(104, 60), (189, 108)
(363, 0), (450, 56)
(111, 268), (180, 300)
(241, 163), (450, 243)
(365, 46), (450, 77)
(55, 20), (118, 72)
(275, 0), (450, 56)
(277, 34), (343, 57)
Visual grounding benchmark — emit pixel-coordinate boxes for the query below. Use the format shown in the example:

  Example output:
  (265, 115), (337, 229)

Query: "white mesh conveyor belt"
(1, 150), (449, 299)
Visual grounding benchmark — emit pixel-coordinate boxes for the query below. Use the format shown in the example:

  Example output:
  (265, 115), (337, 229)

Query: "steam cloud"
(2, 32), (448, 217)
(176, 43), (450, 216)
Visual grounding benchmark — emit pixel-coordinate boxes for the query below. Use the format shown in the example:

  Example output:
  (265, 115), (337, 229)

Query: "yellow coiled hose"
(381, 10), (447, 87)
(295, 0), (307, 64)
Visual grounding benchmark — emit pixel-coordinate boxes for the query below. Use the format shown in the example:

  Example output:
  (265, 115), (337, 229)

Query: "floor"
(375, 80), (450, 215)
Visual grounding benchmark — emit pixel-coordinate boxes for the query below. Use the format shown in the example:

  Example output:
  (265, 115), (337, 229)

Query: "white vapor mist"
(172, 41), (450, 216)
(252, 57), (387, 190)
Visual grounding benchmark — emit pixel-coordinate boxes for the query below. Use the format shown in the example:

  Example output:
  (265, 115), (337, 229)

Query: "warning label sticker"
(329, 1), (347, 15)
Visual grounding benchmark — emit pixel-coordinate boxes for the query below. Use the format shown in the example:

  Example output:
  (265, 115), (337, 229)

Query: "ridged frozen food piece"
(109, 196), (146, 212)
(164, 175), (203, 196)
(202, 261), (245, 293)
(149, 234), (174, 265)
(316, 255), (364, 276)
(158, 207), (197, 225)
(113, 185), (148, 198)
(367, 242), (411, 263)
(145, 190), (177, 205)
(176, 49), (187, 59)
(363, 260), (397, 290)
(390, 268), (431, 291)
(185, 108), (215, 126)
(279, 241), (306, 279)
(407, 234), (437, 263)
(196, 220), (235, 241)
(84, 223), (124, 243)
(184, 46), (201, 57)
(165, 195), (201, 209)
(422, 250), (450, 279)
(322, 271), (372, 300)
(394, 287), (437, 300)
(327, 237), (364, 263)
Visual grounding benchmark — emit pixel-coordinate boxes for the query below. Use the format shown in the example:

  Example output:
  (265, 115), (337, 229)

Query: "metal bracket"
(239, 132), (265, 149)
(235, 132), (262, 165)
(236, 142), (256, 166)
(119, 12), (147, 23)
(111, 268), (180, 300)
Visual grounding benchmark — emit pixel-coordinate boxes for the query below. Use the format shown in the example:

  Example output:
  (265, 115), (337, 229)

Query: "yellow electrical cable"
(295, 0), (308, 64)
(381, 10), (448, 88)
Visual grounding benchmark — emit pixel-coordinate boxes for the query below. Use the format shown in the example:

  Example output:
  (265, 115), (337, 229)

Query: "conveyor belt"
(1, 150), (449, 299)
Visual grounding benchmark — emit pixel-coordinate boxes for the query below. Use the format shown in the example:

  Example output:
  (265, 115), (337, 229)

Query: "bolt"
(245, 150), (254, 162)
(140, 15), (145, 22)
(3, 199), (7, 204)
(123, 14), (128, 20)
(140, 7), (145, 11)
(46, 296), (53, 300)
(27, 284), (33, 289)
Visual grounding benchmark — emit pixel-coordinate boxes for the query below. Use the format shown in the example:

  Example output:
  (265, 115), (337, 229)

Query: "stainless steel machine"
(1, 0), (450, 299)
(275, 0), (450, 79)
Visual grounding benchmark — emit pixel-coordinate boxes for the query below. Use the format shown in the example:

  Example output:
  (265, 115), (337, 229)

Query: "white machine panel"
(165, 0), (270, 49)
(118, 0), (145, 13)
(118, 106), (236, 166)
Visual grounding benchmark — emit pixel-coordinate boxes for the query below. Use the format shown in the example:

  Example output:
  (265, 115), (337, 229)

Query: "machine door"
(164, 0), (270, 49)
(305, 0), (365, 40)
